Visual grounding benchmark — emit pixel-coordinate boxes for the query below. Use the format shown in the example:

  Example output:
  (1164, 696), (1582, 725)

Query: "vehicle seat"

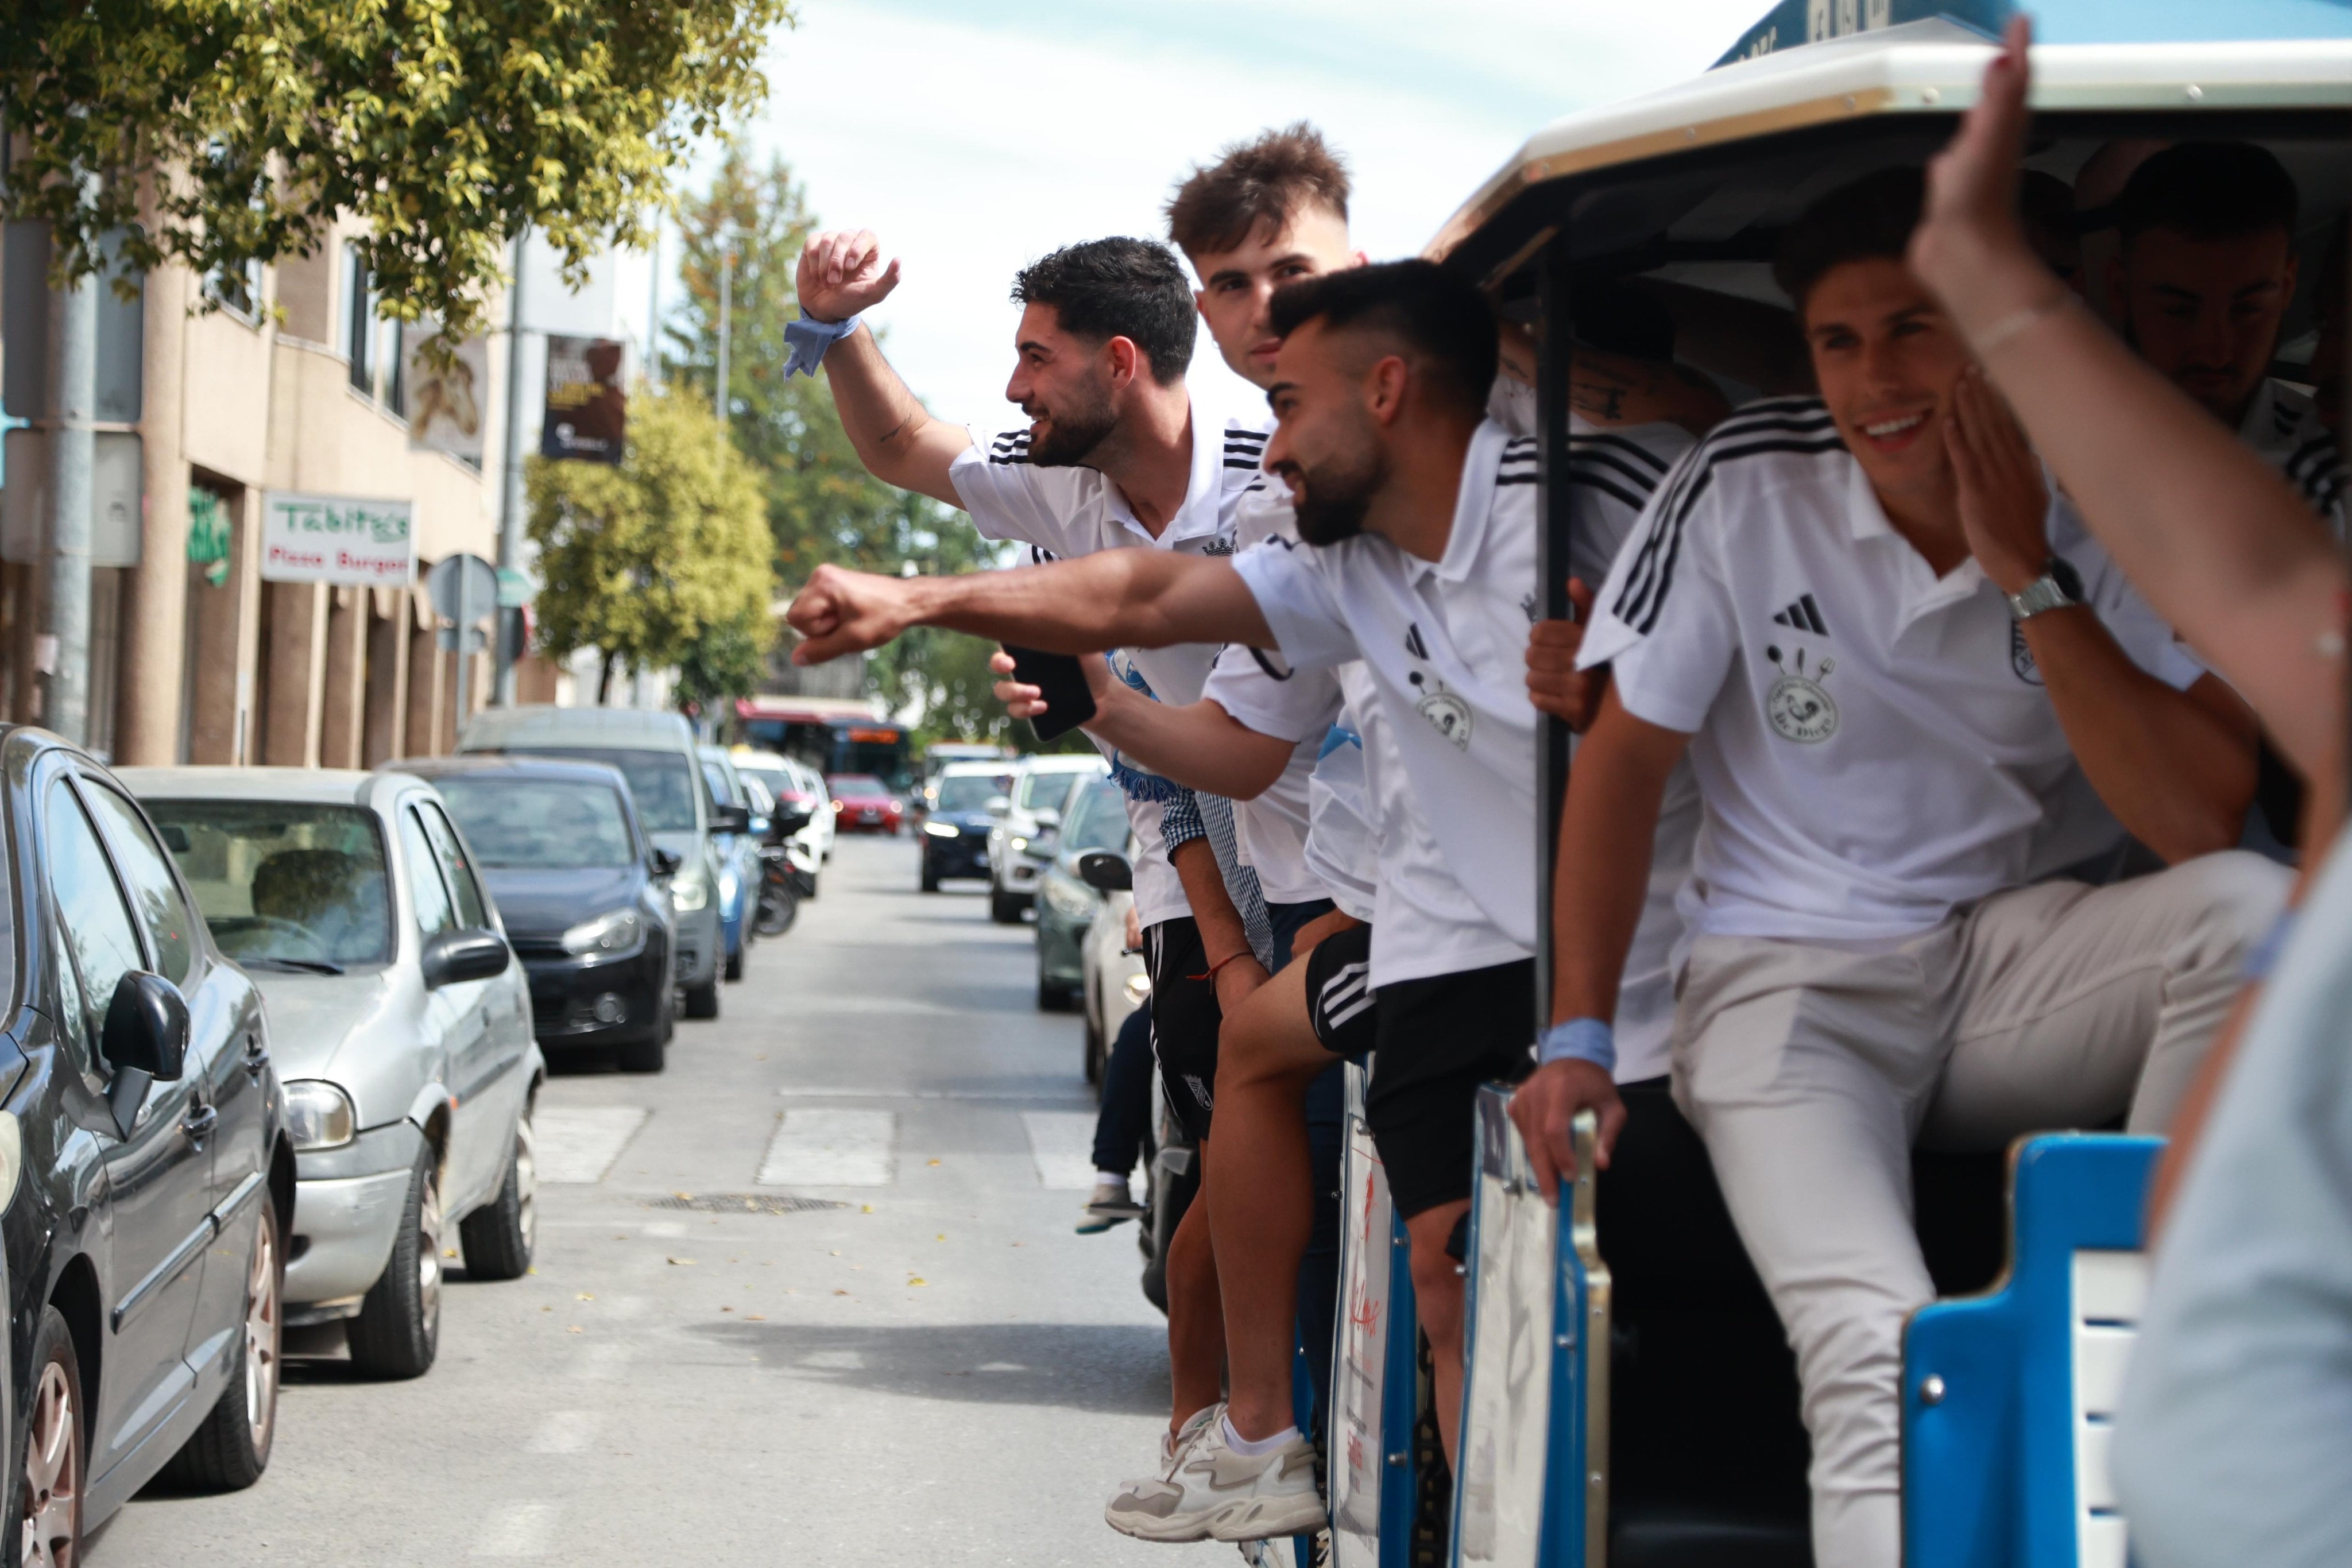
(1598, 1079), (2007, 1567)
(250, 848), (379, 950)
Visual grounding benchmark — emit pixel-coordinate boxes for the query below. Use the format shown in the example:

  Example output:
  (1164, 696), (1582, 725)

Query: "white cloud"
(720, 0), (1767, 429)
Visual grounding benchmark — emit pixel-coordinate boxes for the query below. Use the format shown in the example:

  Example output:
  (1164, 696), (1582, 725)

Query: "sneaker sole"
(1103, 1502), (1219, 1543)
(1208, 1492), (1329, 1543)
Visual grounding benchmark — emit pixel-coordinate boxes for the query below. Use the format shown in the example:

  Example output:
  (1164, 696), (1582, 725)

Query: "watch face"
(2049, 556), (2084, 603)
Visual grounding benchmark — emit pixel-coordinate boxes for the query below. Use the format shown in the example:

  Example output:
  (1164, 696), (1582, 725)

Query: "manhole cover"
(645, 1193), (849, 1215)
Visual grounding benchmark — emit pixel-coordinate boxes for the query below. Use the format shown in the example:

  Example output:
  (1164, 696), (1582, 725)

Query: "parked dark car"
(0, 727), (293, 1561)
(392, 757), (680, 1073)
(919, 763), (1013, 892)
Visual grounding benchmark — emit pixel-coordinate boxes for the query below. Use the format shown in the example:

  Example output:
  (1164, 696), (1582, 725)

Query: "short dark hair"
(1773, 166), (1925, 316)
(1267, 259), (1497, 417)
(1010, 238), (1195, 385)
(2116, 142), (2300, 247)
(1166, 122), (1352, 259)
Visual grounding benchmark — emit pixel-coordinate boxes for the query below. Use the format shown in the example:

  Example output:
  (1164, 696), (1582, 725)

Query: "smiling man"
(1504, 168), (2288, 1568)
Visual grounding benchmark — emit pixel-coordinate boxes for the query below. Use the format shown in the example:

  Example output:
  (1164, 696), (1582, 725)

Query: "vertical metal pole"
(456, 567), (473, 732)
(715, 242), (733, 427)
(496, 229), (528, 705)
(1533, 241), (1577, 1017)
(42, 198), (99, 746)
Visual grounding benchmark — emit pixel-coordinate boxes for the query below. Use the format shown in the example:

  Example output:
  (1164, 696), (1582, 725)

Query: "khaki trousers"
(1670, 851), (2290, 1568)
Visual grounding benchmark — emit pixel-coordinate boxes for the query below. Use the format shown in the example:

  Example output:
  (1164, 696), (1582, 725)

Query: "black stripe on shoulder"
(1568, 447), (1666, 498)
(989, 452), (1033, 467)
(2285, 432), (2341, 485)
(1494, 473), (1539, 486)
(1223, 459), (1266, 471)
(1569, 432), (1674, 474)
(1224, 428), (1268, 444)
(1502, 435), (1538, 452)
(1611, 431), (1845, 633)
(1570, 474), (1646, 512)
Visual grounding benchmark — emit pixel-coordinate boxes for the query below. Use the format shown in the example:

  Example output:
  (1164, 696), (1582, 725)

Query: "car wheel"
(990, 887), (1022, 925)
(684, 976), (721, 1020)
(724, 946), (745, 982)
(16, 1306), (83, 1567)
(163, 1201), (281, 1490)
(1037, 974), (1076, 1012)
(459, 1104), (539, 1279)
(347, 1148), (442, 1380)
(920, 860), (939, 893)
(617, 1027), (667, 1073)
(1084, 1002), (1105, 1087)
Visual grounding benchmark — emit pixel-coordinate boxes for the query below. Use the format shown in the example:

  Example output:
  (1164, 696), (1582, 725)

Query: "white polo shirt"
(1581, 395), (2207, 947)
(2240, 377), (2346, 538)
(1215, 494), (1330, 907)
(949, 397), (1271, 928)
(1305, 691), (1378, 924)
(1227, 417), (1694, 998)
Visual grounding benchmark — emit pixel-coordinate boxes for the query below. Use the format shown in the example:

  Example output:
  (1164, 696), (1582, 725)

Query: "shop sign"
(258, 490), (415, 585)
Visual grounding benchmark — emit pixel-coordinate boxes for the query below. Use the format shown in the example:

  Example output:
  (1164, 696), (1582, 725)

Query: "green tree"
(3, 0), (790, 339)
(526, 387), (774, 706)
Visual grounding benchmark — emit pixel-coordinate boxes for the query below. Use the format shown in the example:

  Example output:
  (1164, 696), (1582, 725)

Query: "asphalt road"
(94, 834), (1218, 1566)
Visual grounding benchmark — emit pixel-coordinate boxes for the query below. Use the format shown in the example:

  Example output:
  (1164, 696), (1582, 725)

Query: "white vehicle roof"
(1018, 754), (1112, 774)
(939, 760), (1018, 779)
(460, 703), (696, 752)
(117, 765), (417, 808)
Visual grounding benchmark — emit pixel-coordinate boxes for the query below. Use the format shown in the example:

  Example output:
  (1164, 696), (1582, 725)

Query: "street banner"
(404, 325), (490, 461)
(258, 491), (415, 585)
(541, 334), (626, 463)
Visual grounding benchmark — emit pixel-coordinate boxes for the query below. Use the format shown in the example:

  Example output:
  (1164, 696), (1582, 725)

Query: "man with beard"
(786, 258), (1579, 1488)
(790, 229), (1277, 1487)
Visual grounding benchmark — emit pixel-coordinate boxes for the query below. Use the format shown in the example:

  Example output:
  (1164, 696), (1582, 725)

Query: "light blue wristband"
(783, 313), (861, 378)
(1537, 1017), (1616, 1074)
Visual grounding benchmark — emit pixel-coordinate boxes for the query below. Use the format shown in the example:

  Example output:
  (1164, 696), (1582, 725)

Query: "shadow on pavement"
(690, 1319), (1169, 1415)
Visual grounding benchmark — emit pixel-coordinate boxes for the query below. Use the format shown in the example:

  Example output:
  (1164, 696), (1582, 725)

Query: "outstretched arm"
(1909, 20), (2346, 781)
(987, 652), (1295, 800)
(796, 230), (972, 508)
(787, 553), (1274, 666)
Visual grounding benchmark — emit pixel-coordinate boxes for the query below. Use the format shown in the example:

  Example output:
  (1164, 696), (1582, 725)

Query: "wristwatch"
(2006, 556), (2084, 622)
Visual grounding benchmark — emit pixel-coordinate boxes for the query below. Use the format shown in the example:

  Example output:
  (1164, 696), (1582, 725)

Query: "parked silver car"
(988, 754), (1109, 924)
(123, 767), (544, 1380)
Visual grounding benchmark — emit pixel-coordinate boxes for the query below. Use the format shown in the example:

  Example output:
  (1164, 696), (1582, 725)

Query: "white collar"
(1844, 456), (1986, 628)
(1102, 388), (1241, 548)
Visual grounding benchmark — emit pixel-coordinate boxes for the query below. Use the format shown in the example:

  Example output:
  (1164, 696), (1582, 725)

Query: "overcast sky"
(710, 0), (1769, 426)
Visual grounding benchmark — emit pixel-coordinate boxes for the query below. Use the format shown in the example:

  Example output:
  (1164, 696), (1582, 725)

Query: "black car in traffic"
(0, 726), (293, 1561)
(391, 757), (680, 1073)
(919, 767), (1012, 892)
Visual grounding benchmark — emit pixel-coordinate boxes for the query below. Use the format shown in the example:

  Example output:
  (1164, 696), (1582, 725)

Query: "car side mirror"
(985, 795), (1012, 816)
(1031, 807), (1061, 831)
(771, 807), (813, 838)
(711, 803), (753, 836)
(421, 928), (510, 989)
(1076, 851), (1132, 893)
(102, 973), (188, 1139)
(651, 847), (683, 877)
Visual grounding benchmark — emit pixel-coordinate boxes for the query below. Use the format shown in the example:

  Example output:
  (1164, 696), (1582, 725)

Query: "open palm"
(796, 229), (903, 323)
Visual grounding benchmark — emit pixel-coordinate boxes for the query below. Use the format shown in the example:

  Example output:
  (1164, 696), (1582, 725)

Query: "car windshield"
(1017, 769), (1074, 809)
(1064, 780), (1131, 854)
(934, 774), (1008, 812)
(146, 800), (393, 969)
(830, 776), (885, 798)
(701, 760), (742, 808)
(432, 777), (636, 870)
(511, 748), (698, 832)
(738, 765), (799, 802)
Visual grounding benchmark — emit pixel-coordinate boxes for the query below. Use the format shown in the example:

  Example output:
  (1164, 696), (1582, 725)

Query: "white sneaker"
(1106, 1410), (1327, 1543)
(1105, 1406), (1221, 1542)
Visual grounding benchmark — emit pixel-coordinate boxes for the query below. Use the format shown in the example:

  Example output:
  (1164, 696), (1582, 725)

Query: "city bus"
(1317, 6), (2352, 1568)
(730, 695), (914, 797)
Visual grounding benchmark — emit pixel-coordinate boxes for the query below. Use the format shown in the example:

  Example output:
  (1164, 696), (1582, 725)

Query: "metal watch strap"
(2007, 566), (2078, 622)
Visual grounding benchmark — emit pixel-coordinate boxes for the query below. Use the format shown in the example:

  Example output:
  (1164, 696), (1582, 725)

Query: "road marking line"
(470, 1503), (558, 1558)
(757, 1109), (897, 1187)
(1020, 1110), (1102, 1191)
(534, 1107), (648, 1184)
(526, 1410), (605, 1454)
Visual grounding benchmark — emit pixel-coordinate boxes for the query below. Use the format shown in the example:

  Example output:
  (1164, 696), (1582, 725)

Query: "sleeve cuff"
(1537, 1017), (1616, 1074)
(783, 313), (861, 378)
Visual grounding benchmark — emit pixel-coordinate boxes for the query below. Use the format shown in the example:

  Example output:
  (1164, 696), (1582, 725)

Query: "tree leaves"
(2, 0), (792, 339)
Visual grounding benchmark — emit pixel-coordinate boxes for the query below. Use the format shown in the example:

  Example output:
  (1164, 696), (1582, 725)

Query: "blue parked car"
(699, 746), (767, 981)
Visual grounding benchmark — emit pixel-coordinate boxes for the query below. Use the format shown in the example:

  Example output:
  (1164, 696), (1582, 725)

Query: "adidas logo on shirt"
(1771, 594), (1831, 637)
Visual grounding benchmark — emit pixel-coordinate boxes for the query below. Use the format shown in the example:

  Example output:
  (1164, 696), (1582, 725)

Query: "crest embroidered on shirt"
(1201, 535), (1236, 557)
(1763, 644), (1838, 744)
(2010, 622), (2044, 686)
(1407, 671), (1473, 750)
(1520, 590), (1539, 624)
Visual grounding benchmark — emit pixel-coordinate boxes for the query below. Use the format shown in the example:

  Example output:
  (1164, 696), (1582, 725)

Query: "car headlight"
(672, 870), (710, 912)
(923, 820), (959, 838)
(285, 1080), (355, 1152)
(561, 908), (645, 957)
(1009, 835), (1028, 853)
(1042, 878), (1096, 919)
(1123, 972), (1152, 1005)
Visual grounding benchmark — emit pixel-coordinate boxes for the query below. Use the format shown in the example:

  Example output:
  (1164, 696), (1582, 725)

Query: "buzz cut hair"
(1773, 166), (1926, 320)
(1009, 238), (1196, 385)
(1266, 258), (1498, 419)
(2116, 141), (2300, 247)
(1166, 122), (1352, 260)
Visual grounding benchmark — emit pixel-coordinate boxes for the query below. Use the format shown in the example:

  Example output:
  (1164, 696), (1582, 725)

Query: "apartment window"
(204, 257), (264, 322)
(346, 245), (374, 394)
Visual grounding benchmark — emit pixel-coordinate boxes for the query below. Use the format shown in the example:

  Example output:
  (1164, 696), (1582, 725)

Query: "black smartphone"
(1003, 644), (1098, 741)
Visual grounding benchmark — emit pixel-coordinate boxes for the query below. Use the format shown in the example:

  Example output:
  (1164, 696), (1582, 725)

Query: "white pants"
(1670, 853), (2291, 1568)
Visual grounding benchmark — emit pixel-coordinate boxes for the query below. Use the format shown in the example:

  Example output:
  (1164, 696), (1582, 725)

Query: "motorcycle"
(756, 806), (817, 938)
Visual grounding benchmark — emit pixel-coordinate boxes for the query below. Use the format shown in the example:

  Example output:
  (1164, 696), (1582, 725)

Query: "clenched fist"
(796, 230), (903, 324)
(1525, 576), (1603, 730)
(786, 564), (922, 665)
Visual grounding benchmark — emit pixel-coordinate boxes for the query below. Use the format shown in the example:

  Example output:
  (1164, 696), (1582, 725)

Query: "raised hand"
(1947, 366), (2049, 593)
(1910, 17), (2057, 335)
(786, 563), (919, 664)
(1525, 577), (1604, 730)
(796, 229), (903, 324)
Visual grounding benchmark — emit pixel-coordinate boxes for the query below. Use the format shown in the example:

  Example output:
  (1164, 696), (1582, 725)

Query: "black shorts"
(1146, 916), (1221, 1143)
(1365, 959), (1537, 1219)
(1303, 923), (1376, 1058)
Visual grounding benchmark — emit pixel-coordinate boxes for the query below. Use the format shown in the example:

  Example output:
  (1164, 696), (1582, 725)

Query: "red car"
(827, 774), (904, 835)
